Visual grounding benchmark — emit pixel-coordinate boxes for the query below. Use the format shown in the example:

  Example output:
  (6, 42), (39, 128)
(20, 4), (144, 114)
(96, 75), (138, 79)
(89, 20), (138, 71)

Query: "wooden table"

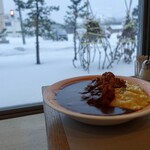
(42, 86), (150, 150)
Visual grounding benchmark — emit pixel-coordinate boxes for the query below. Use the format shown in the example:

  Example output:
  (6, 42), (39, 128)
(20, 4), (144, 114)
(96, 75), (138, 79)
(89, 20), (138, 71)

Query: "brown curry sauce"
(55, 80), (134, 116)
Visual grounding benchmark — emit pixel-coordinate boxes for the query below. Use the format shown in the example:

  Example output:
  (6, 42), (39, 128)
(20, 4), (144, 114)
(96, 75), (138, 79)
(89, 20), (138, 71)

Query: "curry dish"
(56, 72), (150, 116)
(82, 72), (150, 111)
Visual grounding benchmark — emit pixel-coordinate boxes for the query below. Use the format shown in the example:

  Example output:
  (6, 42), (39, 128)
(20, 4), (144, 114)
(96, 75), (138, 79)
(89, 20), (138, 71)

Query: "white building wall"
(4, 15), (21, 37)
(0, 0), (4, 31)
(0, 0), (21, 36)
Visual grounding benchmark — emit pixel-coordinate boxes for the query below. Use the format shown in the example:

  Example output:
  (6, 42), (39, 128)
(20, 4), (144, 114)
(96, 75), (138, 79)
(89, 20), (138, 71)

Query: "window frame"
(0, 102), (43, 120)
(138, 0), (150, 56)
(0, 0), (150, 120)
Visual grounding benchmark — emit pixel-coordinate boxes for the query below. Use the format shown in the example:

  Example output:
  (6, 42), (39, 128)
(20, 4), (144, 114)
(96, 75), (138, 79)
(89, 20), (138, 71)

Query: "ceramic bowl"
(43, 75), (150, 125)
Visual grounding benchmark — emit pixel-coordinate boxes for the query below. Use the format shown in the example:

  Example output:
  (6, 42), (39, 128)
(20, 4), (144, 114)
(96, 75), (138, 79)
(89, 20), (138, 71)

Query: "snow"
(0, 34), (135, 108)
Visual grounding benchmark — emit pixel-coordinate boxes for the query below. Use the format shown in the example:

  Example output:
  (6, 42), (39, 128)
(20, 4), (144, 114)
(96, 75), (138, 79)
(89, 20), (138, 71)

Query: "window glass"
(0, 0), (139, 108)
(5, 22), (11, 26)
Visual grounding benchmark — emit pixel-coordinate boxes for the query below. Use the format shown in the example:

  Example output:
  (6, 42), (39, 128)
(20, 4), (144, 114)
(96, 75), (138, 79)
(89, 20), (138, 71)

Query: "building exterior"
(0, 0), (4, 31)
(4, 14), (21, 37)
(0, 0), (21, 37)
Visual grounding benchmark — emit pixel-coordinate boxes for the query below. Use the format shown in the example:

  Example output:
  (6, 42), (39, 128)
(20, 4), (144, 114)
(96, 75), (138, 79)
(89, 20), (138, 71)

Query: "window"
(0, 0), (150, 118)
(5, 22), (11, 26)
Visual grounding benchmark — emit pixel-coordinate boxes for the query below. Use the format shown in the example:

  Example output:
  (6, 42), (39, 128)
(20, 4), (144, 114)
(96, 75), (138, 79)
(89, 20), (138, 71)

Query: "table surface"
(42, 86), (150, 150)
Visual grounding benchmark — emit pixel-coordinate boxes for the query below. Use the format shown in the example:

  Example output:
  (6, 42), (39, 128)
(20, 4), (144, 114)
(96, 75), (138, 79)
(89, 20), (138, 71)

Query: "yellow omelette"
(110, 81), (150, 111)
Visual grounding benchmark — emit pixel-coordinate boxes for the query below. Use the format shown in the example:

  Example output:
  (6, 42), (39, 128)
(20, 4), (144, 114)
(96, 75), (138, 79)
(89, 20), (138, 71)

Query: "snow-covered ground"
(0, 34), (135, 108)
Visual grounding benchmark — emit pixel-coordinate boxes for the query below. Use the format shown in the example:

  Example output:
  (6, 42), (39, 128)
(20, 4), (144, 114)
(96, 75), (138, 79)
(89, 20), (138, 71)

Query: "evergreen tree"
(64, 0), (88, 60)
(23, 0), (59, 64)
(132, 5), (139, 35)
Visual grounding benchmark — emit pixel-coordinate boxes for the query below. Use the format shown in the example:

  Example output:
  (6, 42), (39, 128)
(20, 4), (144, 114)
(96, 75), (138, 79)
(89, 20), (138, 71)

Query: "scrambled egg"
(110, 81), (150, 110)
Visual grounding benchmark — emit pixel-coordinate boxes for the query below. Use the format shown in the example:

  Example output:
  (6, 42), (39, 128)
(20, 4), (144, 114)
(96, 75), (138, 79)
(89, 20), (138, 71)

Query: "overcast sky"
(3, 0), (138, 23)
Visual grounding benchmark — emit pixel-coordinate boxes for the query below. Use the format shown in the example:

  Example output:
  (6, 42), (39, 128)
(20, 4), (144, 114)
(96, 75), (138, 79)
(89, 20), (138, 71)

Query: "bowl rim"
(43, 75), (150, 121)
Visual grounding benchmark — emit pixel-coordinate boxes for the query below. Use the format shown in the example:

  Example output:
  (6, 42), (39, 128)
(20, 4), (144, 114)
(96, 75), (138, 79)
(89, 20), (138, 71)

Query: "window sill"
(0, 102), (43, 120)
